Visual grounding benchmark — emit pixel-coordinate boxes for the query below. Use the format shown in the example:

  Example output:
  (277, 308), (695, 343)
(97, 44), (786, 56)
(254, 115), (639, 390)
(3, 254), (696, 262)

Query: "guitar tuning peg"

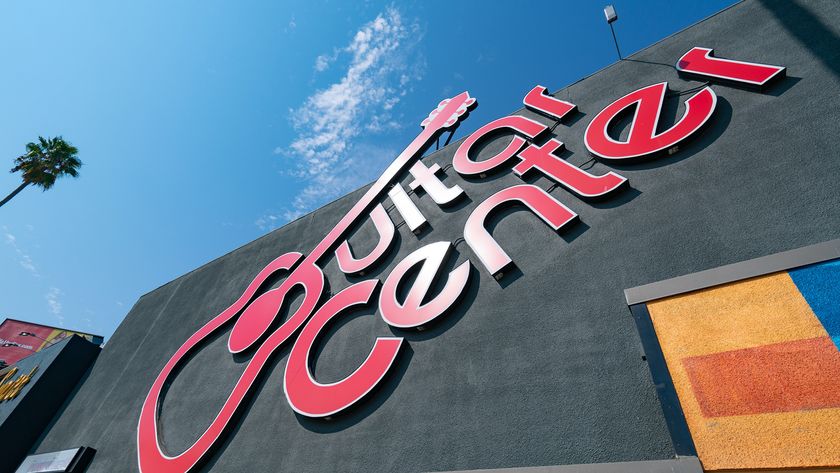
(421, 92), (477, 129)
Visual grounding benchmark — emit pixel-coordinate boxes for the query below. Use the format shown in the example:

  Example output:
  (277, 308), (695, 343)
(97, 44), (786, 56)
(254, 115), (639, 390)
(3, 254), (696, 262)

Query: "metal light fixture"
(20, 331), (47, 341)
(20, 331), (59, 349)
(604, 5), (623, 60)
(604, 4), (618, 23)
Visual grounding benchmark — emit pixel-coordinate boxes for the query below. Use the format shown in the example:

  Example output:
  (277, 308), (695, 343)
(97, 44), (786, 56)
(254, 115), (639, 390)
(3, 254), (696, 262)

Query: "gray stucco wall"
(25, 1), (840, 472)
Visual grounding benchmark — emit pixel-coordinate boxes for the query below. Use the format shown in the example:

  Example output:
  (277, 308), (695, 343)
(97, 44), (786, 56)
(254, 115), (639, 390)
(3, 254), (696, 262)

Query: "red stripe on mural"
(683, 336), (840, 417)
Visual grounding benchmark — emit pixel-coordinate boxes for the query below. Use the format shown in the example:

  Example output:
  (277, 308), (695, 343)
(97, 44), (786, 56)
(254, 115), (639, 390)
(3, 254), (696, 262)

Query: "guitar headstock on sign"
(421, 92), (477, 130)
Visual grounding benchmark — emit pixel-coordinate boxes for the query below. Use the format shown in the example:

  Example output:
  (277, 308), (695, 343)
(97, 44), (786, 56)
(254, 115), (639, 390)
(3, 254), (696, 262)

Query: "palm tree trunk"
(0, 182), (28, 208)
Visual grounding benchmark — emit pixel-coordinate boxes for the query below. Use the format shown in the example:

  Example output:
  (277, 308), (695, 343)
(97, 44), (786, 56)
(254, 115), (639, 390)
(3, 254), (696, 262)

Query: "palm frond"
(10, 136), (82, 189)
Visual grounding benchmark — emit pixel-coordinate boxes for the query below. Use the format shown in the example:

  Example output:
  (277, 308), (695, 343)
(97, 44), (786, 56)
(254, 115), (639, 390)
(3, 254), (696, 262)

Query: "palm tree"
(0, 136), (82, 208)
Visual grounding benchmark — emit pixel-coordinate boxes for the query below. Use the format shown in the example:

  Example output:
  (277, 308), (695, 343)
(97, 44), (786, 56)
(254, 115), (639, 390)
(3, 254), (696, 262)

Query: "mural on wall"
(137, 47), (788, 473)
(0, 319), (103, 368)
(647, 259), (840, 470)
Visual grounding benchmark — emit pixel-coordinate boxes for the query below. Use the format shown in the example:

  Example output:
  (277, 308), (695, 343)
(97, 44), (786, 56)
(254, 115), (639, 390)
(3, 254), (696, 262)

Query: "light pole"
(604, 5), (622, 60)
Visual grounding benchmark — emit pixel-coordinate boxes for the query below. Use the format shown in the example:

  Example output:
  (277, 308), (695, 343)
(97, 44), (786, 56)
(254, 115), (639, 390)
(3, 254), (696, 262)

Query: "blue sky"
(0, 0), (735, 339)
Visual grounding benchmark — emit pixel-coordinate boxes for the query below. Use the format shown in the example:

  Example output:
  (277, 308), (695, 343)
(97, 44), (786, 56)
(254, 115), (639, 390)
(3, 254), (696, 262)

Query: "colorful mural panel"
(647, 259), (840, 470)
(0, 319), (103, 367)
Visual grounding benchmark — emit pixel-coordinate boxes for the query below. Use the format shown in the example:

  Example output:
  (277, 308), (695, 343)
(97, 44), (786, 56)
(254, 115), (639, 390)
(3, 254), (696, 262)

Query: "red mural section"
(684, 336), (840, 417)
(0, 319), (102, 367)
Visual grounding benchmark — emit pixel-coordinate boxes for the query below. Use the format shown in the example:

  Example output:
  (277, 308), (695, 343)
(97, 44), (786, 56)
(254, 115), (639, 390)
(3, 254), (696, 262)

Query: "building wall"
(27, 1), (840, 471)
(0, 336), (100, 473)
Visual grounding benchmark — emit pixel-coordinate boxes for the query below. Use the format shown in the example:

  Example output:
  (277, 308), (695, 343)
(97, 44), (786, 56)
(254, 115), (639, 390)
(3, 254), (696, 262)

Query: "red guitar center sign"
(137, 47), (786, 472)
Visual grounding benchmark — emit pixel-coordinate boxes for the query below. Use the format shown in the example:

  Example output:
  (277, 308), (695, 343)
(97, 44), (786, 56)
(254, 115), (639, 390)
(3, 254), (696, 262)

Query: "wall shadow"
(586, 186), (642, 210)
(559, 109), (586, 127)
(439, 194), (474, 215)
(759, 0), (840, 82)
(27, 362), (96, 455)
(560, 220), (590, 244)
(765, 75), (801, 97)
(496, 265), (524, 289)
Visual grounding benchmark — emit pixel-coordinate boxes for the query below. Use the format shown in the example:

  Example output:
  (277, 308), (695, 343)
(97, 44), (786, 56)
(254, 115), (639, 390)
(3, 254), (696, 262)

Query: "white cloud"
(255, 213), (282, 231)
(3, 225), (39, 277)
(285, 16), (297, 33)
(314, 54), (332, 72)
(262, 7), (423, 231)
(83, 310), (94, 329)
(46, 287), (64, 325)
